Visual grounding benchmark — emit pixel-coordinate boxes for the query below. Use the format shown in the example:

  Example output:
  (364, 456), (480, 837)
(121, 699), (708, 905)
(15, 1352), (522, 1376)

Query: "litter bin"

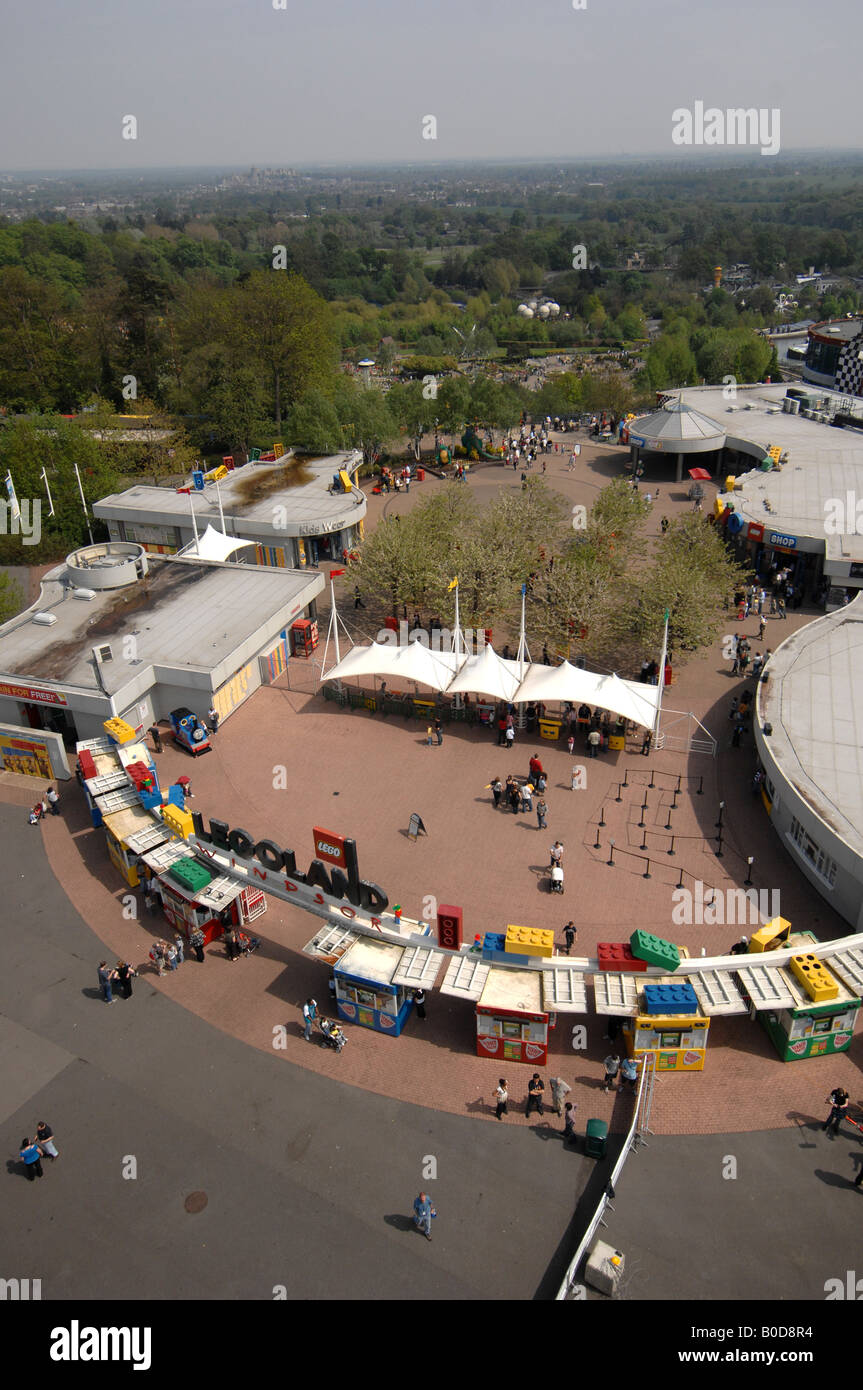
(417, 468), (425, 481)
(538, 718), (561, 741)
(585, 1118), (608, 1159)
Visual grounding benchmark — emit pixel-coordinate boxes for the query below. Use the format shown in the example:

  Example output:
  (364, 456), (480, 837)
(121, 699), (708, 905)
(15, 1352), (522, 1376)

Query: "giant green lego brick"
(629, 928), (680, 972)
(169, 858), (214, 894)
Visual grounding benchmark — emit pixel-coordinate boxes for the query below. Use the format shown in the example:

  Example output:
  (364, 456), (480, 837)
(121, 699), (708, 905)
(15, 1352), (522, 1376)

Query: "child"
(426, 726), (434, 747)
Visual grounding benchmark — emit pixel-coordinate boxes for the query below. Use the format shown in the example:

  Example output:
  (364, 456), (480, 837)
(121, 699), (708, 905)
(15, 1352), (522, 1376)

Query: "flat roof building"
(755, 596), (863, 931)
(94, 449), (366, 569)
(0, 541), (324, 750)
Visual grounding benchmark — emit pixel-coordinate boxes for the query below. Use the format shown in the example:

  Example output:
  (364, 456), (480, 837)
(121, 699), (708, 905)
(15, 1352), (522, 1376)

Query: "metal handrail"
(555, 1052), (656, 1301)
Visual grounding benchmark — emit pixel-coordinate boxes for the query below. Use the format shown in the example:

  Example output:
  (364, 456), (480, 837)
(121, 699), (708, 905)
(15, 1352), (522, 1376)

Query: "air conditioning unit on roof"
(32, 611), (57, 626)
(72, 588), (96, 601)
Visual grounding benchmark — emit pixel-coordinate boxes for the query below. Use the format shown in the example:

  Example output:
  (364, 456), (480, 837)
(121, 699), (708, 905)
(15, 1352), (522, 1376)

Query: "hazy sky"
(1, 0), (861, 170)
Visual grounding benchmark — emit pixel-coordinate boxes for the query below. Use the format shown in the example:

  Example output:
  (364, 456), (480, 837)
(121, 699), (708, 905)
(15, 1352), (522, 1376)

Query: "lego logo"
(316, 840), (341, 857)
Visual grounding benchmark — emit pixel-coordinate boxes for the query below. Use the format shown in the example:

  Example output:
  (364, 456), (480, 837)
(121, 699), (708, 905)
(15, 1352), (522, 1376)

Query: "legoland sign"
(188, 814), (395, 930)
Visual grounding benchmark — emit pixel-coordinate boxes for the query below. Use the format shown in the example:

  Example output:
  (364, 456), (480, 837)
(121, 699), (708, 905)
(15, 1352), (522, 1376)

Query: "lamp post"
(745, 856), (754, 886)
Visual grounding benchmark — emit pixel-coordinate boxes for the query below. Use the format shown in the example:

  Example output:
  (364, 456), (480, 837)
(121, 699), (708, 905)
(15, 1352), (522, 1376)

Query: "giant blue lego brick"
(630, 928), (681, 972)
(483, 933), (506, 953)
(643, 982), (699, 1016)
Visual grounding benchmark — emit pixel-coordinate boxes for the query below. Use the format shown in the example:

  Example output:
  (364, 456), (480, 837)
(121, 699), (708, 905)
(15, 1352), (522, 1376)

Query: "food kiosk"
(155, 855), (267, 944)
(620, 981), (710, 1073)
(475, 968), (551, 1064)
(332, 937), (415, 1035)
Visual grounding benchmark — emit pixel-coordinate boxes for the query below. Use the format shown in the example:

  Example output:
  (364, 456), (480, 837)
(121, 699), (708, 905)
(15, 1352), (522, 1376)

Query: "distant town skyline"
(1, 0), (861, 171)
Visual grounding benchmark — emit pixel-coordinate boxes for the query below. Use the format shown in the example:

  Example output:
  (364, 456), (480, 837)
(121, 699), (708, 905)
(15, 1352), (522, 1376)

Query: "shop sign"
(768, 532), (797, 549)
(190, 815), (390, 924)
(313, 826), (347, 869)
(0, 682), (67, 705)
(747, 522), (764, 542)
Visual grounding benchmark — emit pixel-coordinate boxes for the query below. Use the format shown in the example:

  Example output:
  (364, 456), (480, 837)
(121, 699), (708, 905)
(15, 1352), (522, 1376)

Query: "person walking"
(35, 1121), (59, 1160)
(20, 1137), (44, 1181)
(46, 786), (60, 816)
(563, 1101), (578, 1144)
(303, 998), (318, 1042)
(526, 1073), (545, 1117)
(505, 723), (515, 750)
(164, 940), (178, 972)
(97, 961), (117, 1004)
(549, 841), (564, 869)
(353, 585), (366, 609)
(491, 777), (503, 808)
(528, 753), (545, 783)
(434, 717), (443, 747)
(413, 989), (427, 1021)
(536, 796), (548, 829)
(494, 1079), (509, 1120)
(413, 1191), (435, 1241)
(189, 926), (205, 963)
(550, 1076), (571, 1117)
(758, 613), (767, 641)
(823, 1086), (850, 1138)
(602, 1054), (621, 1093)
(173, 933), (185, 967)
(563, 921), (576, 955)
(207, 706), (220, 735)
(520, 782), (533, 814)
(587, 727), (601, 758)
(149, 940), (166, 976)
(497, 714), (508, 747)
(620, 1056), (639, 1094)
(149, 725), (163, 754)
(426, 725), (434, 747)
(115, 961), (137, 999)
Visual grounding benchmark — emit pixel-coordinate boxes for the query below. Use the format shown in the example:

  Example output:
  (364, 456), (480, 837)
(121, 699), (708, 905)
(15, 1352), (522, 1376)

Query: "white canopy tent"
(514, 662), (659, 727)
(387, 640), (463, 690)
(178, 524), (255, 562)
(446, 644), (525, 702)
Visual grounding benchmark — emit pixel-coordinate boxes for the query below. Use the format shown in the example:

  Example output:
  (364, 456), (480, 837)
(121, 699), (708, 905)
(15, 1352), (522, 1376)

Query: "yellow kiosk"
(624, 980), (710, 1072)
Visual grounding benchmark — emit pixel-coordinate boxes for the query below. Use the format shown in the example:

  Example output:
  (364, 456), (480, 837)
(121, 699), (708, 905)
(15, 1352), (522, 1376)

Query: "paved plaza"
(2, 437), (861, 1300)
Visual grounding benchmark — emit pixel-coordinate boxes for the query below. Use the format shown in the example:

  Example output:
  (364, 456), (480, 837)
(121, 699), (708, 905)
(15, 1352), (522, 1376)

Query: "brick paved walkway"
(5, 438), (860, 1138)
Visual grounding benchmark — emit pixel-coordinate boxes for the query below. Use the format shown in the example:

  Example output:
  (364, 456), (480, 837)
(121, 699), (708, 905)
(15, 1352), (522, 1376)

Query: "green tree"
(236, 271), (338, 430)
(0, 571), (23, 622)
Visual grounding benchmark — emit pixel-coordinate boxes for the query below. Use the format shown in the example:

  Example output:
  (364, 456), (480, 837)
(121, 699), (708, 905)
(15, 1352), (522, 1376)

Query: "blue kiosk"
(334, 937), (414, 1036)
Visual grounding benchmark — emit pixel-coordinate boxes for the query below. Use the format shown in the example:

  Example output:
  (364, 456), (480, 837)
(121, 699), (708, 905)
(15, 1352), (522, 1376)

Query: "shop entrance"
(20, 701), (79, 747)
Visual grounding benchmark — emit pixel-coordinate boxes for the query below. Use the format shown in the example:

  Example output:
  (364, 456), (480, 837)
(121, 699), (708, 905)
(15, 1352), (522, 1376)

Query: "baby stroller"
(319, 1017), (347, 1053)
(236, 931), (261, 958)
(550, 864), (565, 894)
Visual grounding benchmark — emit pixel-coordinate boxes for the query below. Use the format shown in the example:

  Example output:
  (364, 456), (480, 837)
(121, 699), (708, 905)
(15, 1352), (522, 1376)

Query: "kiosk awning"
(825, 944), (863, 997)
(85, 770), (130, 796)
(124, 823), (173, 856)
(302, 924), (360, 965)
(392, 944), (446, 990)
(93, 784), (142, 813)
(592, 972), (640, 1015)
(735, 964), (795, 1011)
(542, 968), (588, 1012)
(439, 954), (490, 1001)
(140, 839), (194, 873)
(689, 970), (748, 1016)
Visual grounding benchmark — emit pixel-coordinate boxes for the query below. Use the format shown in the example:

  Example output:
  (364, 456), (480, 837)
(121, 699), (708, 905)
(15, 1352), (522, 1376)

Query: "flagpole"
(653, 608), (669, 739)
(188, 490), (199, 547)
(4, 470), (21, 525)
(39, 467), (55, 517)
(215, 478), (227, 535)
(73, 462), (94, 544)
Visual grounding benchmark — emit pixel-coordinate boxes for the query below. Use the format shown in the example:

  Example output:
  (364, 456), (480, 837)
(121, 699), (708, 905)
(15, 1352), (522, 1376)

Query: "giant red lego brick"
(597, 942), (647, 972)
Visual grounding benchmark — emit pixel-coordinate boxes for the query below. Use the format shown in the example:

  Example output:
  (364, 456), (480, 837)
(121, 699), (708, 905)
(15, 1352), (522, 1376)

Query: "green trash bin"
(585, 1118), (608, 1159)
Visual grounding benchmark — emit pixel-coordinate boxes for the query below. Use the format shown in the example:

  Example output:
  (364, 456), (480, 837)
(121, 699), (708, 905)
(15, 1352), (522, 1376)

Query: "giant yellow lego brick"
(161, 804), (194, 840)
(789, 953), (838, 1003)
(103, 717), (137, 745)
(749, 917), (792, 953)
(505, 924), (554, 958)
(203, 464), (228, 483)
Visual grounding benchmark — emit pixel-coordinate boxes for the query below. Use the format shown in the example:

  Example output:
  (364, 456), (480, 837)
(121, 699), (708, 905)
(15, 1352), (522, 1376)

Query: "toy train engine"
(169, 707), (212, 757)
